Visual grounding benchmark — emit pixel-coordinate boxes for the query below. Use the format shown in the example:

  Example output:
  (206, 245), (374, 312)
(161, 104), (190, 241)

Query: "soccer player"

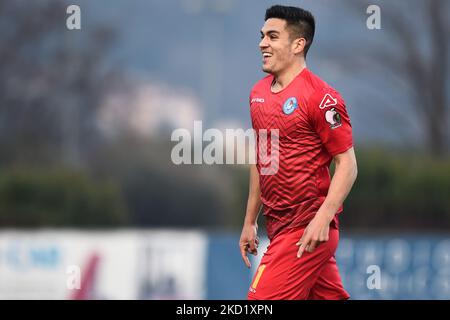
(239, 5), (358, 300)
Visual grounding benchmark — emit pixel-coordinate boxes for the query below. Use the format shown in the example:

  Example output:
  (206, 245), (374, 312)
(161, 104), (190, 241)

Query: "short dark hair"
(265, 5), (315, 57)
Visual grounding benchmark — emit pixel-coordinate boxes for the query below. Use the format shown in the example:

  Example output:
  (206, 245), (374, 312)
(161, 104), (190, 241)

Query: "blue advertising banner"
(207, 234), (450, 300)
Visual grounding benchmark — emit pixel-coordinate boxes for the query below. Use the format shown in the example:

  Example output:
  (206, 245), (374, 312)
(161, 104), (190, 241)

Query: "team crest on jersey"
(282, 97), (298, 115)
(325, 108), (342, 129)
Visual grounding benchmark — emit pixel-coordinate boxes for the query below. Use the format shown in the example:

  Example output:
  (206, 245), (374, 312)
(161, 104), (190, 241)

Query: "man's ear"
(293, 38), (306, 55)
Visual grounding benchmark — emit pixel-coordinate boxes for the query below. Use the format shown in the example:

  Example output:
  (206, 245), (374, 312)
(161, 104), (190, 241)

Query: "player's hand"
(239, 223), (259, 268)
(296, 215), (331, 259)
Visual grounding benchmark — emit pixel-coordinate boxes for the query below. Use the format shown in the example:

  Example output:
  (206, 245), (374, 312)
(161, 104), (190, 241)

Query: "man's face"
(259, 18), (298, 75)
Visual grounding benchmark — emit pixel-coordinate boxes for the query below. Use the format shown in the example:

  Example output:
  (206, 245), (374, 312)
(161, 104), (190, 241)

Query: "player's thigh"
(308, 255), (350, 300)
(248, 227), (338, 300)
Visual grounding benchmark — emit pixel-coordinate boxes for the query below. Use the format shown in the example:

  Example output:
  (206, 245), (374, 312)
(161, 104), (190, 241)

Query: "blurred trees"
(0, 168), (128, 227)
(0, 0), (247, 230)
(384, 0), (449, 157)
(0, 0), (132, 227)
(88, 135), (242, 229)
(0, 0), (448, 231)
(342, 149), (450, 230)
(348, 0), (449, 157)
(0, 0), (118, 167)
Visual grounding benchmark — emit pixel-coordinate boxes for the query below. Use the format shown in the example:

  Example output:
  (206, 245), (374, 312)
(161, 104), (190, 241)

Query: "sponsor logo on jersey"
(319, 93), (338, 109)
(325, 108), (342, 129)
(282, 97), (298, 115)
(251, 97), (265, 104)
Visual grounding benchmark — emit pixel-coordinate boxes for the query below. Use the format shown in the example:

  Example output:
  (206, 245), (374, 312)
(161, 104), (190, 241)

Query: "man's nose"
(259, 37), (268, 49)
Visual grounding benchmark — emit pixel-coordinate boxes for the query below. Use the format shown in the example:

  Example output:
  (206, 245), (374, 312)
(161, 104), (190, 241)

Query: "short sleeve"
(307, 88), (353, 156)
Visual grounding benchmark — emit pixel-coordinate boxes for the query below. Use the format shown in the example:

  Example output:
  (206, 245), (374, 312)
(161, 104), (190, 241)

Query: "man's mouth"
(262, 52), (272, 63)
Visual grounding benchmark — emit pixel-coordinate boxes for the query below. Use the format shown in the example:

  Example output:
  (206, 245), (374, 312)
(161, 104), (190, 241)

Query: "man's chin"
(262, 66), (273, 74)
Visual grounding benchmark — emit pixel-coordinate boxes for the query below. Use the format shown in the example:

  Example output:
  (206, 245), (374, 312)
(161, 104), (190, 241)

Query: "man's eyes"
(260, 34), (278, 40)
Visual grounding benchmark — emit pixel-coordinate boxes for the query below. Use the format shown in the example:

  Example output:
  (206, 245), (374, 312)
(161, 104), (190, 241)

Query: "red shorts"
(247, 226), (350, 300)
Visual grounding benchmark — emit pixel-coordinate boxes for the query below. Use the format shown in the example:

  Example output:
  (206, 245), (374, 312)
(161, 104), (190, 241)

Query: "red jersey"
(250, 67), (353, 240)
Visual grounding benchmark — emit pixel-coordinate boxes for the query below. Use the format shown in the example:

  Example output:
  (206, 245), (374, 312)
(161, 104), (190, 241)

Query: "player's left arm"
(297, 88), (358, 258)
(296, 148), (357, 258)
(324, 148), (358, 219)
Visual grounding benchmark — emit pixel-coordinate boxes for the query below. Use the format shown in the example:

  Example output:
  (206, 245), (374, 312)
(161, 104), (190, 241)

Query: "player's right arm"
(239, 164), (262, 268)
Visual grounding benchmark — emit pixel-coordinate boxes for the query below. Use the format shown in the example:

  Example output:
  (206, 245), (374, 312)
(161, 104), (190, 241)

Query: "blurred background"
(0, 0), (449, 299)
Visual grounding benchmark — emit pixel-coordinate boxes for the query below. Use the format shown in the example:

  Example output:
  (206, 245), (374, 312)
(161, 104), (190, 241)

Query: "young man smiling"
(239, 5), (357, 300)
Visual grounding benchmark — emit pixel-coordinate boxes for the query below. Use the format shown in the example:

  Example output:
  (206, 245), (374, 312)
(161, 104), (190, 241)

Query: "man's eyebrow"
(260, 29), (280, 35)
